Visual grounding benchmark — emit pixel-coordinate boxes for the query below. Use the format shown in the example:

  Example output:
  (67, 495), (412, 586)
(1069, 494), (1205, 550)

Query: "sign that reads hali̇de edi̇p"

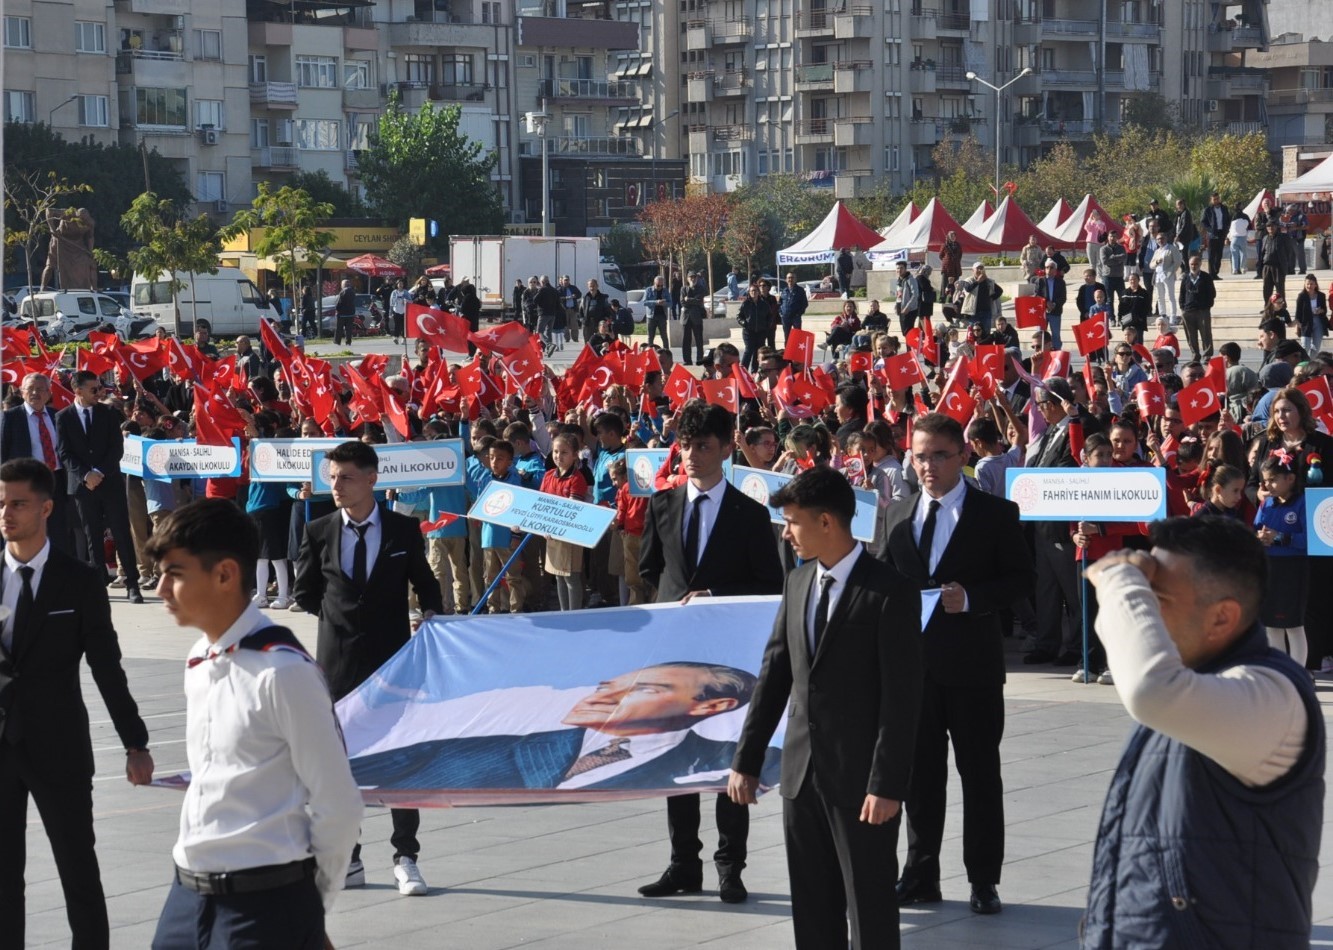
(1005, 467), (1168, 522)
(468, 481), (616, 548)
(249, 438), (346, 483)
(310, 439), (465, 492)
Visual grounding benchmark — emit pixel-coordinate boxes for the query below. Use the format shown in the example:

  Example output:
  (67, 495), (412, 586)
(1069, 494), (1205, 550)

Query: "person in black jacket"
(580, 279), (611, 343)
(458, 282), (482, 356)
(731, 466), (922, 950)
(837, 247), (855, 297)
(333, 279), (358, 345)
(1200, 192), (1231, 277)
(873, 413), (1033, 917)
(638, 403), (783, 905)
(0, 373), (71, 555)
(1178, 254), (1217, 362)
(1117, 271), (1152, 336)
(681, 272), (708, 366)
(293, 440), (443, 895)
(1260, 220), (1293, 307)
(300, 282), (317, 337)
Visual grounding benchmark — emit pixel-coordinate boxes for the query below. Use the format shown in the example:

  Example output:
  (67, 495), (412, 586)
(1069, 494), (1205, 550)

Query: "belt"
(175, 857), (316, 896)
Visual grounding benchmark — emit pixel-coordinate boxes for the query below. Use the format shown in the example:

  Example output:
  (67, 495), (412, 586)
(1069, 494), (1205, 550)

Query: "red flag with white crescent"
(1177, 377), (1222, 426)
(664, 364), (699, 410)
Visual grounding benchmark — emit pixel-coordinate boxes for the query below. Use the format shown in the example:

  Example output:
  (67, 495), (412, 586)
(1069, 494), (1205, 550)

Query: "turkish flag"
(622, 349), (649, 391)
(937, 388), (977, 425)
(1133, 344), (1157, 375)
(377, 376), (412, 439)
(358, 353), (389, 379)
(1298, 377), (1333, 428)
(1206, 356), (1227, 397)
(116, 340), (168, 381)
(1134, 380), (1167, 417)
(77, 346), (117, 377)
(192, 385), (248, 447)
(468, 321), (531, 356)
(498, 341), (543, 389)
(783, 328), (817, 368)
(1, 360), (44, 388)
(455, 358), (484, 400)
(1013, 296), (1047, 329)
(47, 376), (74, 410)
(1071, 314), (1110, 357)
(420, 512), (461, 534)
(906, 320), (939, 365)
(1178, 377), (1223, 426)
(206, 355), (235, 392)
(258, 318), (291, 368)
(701, 378), (740, 415)
(883, 353), (925, 390)
(773, 368), (828, 418)
(639, 345), (662, 376)
(341, 363), (383, 422)
(166, 337), (205, 380)
(971, 344), (1004, 400)
(419, 363), (461, 418)
(733, 363), (760, 400)
(847, 351), (873, 375)
(1, 327), (32, 361)
(1034, 349), (1071, 380)
(665, 364), (700, 410)
(407, 303), (470, 354)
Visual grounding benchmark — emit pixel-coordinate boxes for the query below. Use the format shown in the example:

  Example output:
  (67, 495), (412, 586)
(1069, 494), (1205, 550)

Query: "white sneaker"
(109, 576), (127, 589)
(252, 594), (270, 609)
(1071, 668), (1092, 683)
(288, 601), (306, 613)
(344, 859), (365, 889)
(270, 596), (293, 610)
(1097, 670), (1115, 686)
(393, 856), (427, 896)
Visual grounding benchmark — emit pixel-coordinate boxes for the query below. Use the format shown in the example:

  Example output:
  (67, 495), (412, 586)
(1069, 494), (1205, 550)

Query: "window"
(481, 1), (502, 23)
(251, 118), (270, 147)
(249, 55), (267, 83)
(75, 21), (106, 53)
(5, 90), (35, 122)
(4, 16), (31, 48)
(490, 58), (507, 89)
(196, 171), (225, 203)
(441, 53), (473, 85)
(77, 297), (98, 315)
(296, 55), (338, 88)
(293, 118), (340, 150)
(196, 99), (223, 129)
(194, 29), (221, 61)
(346, 116), (370, 149)
(135, 87), (188, 127)
(343, 60), (371, 89)
(403, 54), (433, 84)
(78, 94), (109, 126)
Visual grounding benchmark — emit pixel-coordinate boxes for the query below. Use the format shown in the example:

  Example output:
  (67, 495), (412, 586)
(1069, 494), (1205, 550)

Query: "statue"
(40, 207), (97, 290)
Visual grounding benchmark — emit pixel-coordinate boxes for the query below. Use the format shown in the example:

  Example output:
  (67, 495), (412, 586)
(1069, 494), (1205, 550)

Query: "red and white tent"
(867, 198), (1002, 261)
(1278, 157), (1333, 202)
(961, 200), (994, 232)
(1035, 197), (1074, 235)
(1048, 194), (1115, 247)
(964, 197), (1062, 252)
(876, 201), (920, 241)
(1244, 187), (1277, 219)
(776, 200), (884, 265)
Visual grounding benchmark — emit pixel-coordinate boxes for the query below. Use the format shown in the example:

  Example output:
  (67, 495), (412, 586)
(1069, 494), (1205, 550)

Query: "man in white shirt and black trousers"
(147, 499), (362, 950)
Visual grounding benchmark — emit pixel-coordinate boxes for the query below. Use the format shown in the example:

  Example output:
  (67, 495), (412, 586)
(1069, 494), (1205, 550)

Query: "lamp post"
(526, 105), (551, 236)
(965, 67), (1033, 200)
(48, 94), (78, 127)
(649, 108), (680, 204)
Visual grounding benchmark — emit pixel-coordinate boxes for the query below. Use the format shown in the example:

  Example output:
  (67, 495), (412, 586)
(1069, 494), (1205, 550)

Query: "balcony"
(910, 12), (937, 39)
(1223, 121), (1266, 135)
(687, 125), (709, 153)
(936, 65), (971, 87)
(394, 80), (491, 106)
(1012, 16), (1041, 43)
(547, 136), (641, 156)
(834, 5), (873, 39)
(909, 118), (943, 145)
(794, 9), (836, 36)
(714, 68), (750, 95)
(1041, 17), (1098, 37)
(538, 78), (638, 104)
(685, 19), (711, 50)
(251, 146), (299, 170)
(834, 60), (872, 94)
(250, 81), (299, 110)
(711, 18), (752, 43)
(834, 169), (872, 199)
(342, 86), (381, 109)
(116, 30), (184, 61)
(1207, 22), (1264, 51)
(713, 124), (753, 142)
(515, 15), (638, 49)
(1268, 87), (1333, 107)
(795, 63), (835, 90)
(1014, 121), (1042, 147)
(908, 65), (937, 93)
(344, 26), (377, 50)
(834, 115), (874, 147)
(247, 21), (291, 47)
(794, 117), (835, 144)
(1106, 20), (1158, 39)
(389, 19), (499, 48)
(1041, 119), (1096, 137)
(937, 11), (969, 31)
(687, 72), (714, 102)
(1041, 69), (1098, 87)
(345, 150), (363, 174)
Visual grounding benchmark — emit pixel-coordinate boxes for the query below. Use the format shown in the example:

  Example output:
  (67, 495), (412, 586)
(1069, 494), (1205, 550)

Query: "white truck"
(449, 236), (626, 317)
(130, 268), (273, 337)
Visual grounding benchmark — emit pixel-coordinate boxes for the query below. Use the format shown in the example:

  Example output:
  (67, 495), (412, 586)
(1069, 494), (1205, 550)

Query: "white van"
(131, 268), (272, 337)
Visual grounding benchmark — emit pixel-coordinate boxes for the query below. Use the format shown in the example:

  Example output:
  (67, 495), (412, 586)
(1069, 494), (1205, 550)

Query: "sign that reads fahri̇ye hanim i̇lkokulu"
(1005, 467), (1168, 522)
(468, 482), (617, 548)
(310, 440), (465, 492)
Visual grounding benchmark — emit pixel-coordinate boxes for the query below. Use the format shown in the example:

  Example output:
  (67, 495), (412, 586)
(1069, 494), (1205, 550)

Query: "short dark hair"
(769, 465), (856, 528)
(1259, 318), (1287, 338)
(1148, 516), (1265, 626)
(489, 439), (515, 459)
(0, 458), (54, 500)
(72, 370), (99, 389)
(592, 412), (626, 437)
(835, 385), (868, 415)
(145, 499), (259, 595)
(967, 417), (1001, 444)
(325, 440), (378, 472)
(677, 403), (734, 444)
(1219, 341), (1241, 362)
(912, 412), (965, 449)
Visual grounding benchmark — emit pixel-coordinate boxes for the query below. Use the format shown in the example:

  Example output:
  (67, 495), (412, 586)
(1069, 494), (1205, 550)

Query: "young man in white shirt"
(148, 499), (363, 950)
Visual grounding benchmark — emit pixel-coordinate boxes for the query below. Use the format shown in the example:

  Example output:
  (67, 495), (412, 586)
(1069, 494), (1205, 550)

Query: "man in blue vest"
(1082, 517), (1324, 949)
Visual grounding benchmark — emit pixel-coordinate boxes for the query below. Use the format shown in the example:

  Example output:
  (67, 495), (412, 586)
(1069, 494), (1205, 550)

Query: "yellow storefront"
(220, 226), (402, 289)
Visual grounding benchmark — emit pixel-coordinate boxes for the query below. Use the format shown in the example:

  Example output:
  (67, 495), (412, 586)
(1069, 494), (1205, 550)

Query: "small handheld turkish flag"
(1298, 377), (1333, 428)
(420, 512), (460, 534)
(847, 351), (873, 375)
(1177, 377), (1222, 426)
(1013, 296), (1047, 329)
(701, 378), (739, 414)
(783, 328), (816, 368)
(1071, 314), (1109, 357)
(883, 353), (924, 390)
(665, 363), (699, 410)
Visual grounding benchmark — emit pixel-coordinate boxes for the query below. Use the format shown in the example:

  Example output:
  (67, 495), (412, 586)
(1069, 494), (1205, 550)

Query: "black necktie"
(811, 572), (835, 655)
(12, 566), (34, 655)
(684, 494), (707, 569)
(351, 523), (369, 587)
(918, 499), (941, 570)
(83, 408), (93, 433)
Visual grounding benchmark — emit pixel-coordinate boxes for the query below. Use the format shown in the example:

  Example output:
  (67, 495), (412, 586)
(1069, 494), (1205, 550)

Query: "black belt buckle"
(176, 859), (313, 897)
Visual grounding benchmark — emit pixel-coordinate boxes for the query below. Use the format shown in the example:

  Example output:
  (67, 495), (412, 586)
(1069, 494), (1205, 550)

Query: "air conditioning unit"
(200, 127), (219, 145)
(214, 199), (228, 213)
(1206, 99), (1219, 112)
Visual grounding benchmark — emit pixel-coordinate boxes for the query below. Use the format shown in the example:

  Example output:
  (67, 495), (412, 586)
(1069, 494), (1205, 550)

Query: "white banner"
(249, 438), (345, 483)
(142, 439), (242, 481)
(1006, 467), (1167, 522)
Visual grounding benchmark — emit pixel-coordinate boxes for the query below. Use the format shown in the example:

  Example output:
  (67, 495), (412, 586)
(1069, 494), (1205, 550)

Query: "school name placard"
(469, 481), (616, 548)
(122, 436), (243, 480)
(1307, 488), (1333, 557)
(626, 449), (732, 497)
(310, 440), (465, 492)
(730, 465), (878, 543)
(1006, 467), (1167, 522)
(249, 438), (345, 483)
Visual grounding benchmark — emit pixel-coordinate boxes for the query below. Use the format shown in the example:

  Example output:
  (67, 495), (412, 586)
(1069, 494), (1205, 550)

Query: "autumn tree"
(1188, 133), (1274, 210)
(720, 199), (767, 280)
(690, 192), (732, 298)
(120, 191), (224, 335)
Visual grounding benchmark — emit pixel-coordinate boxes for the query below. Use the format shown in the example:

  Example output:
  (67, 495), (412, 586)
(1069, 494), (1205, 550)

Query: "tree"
(720, 199), (767, 280)
(387, 235), (425, 277)
(120, 192), (224, 336)
(2, 169), (92, 291)
(1120, 93), (1180, 135)
(222, 183), (335, 307)
(1188, 133), (1274, 210)
(730, 174), (829, 267)
(600, 223), (644, 269)
(289, 169), (368, 218)
(690, 193), (732, 299)
(357, 95), (504, 247)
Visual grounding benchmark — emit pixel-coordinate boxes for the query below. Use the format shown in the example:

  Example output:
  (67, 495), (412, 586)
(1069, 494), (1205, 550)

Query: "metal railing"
(794, 118), (835, 136)
(252, 146), (298, 168)
(547, 136), (641, 156)
(249, 82), (298, 107)
(1106, 20), (1158, 38)
(1041, 17), (1098, 34)
(538, 78), (637, 99)
(936, 65), (969, 83)
(795, 63), (835, 83)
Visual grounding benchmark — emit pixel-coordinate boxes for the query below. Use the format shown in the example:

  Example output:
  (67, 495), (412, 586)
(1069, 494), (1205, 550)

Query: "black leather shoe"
(127, 586), (145, 605)
(970, 884), (1002, 914)
(718, 872), (748, 904)
(1022, 650), (1057, 665)
(637, 867), (703, 898)
(895, 878), (942, 905)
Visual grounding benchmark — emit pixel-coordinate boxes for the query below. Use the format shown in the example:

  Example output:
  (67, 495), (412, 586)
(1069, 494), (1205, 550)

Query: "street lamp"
(525, 106), (551, 236)
(965, 67), (1033, 200)
(649, 108), (680, 203)
(48, 94), (78, 127)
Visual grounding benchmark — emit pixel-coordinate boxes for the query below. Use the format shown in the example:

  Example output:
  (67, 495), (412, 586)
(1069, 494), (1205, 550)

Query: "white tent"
(775, 200), (884, 265)
(1035, 198), (1073, 235)
(1277, 155), (1333, 201)
(961, 200), (993, 232)
(1047, 194), (1114, 247)
(866, 198), (1002, 262)
(877, 202), (919, 239)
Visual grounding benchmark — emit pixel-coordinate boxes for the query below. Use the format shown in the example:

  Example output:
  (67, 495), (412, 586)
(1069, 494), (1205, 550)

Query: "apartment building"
(1248, 36), (1333, 151)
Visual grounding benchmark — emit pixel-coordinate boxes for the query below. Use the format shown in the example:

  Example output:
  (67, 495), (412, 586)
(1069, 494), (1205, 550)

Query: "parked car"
(623, 289), (648, 323)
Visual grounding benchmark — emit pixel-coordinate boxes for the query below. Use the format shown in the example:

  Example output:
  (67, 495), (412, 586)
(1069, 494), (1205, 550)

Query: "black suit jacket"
(0, 549), (147, 772)
(639, 481), (783, 602)
(293, 505), (443, 700)
(734, 552), (922, 809)
(55, 402), (125, 495)
(1, 404), (58, 464)
(1034, 275), (1067, 314)
(1025, 420), (1076, 542)
(873, 487), (1033, 686)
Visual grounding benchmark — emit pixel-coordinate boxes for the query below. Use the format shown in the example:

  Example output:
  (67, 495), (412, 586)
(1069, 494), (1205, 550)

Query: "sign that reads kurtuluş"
(469, 482), (616, 548)
(310, 440), (465, 492)
(1005, 467), (1167, 522)
(249, 438), (345, 483)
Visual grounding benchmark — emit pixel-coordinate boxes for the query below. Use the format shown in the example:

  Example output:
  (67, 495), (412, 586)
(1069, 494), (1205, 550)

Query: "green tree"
(222, 183), (335, 307)
(2, 169), (93, 291)
(1188, 133), (1274, 210)
(120, 192), (224, 335)
(1119, 93), (1180, 135)
(720, 199), (767, 279)
(599, 223), (644, 269)
(289, 169), (368, 218)
(357, 95), (504, 247)
(1012, 141), (1087, 221)
(729, 174), (828, 270)
(387, 235), (425, 277)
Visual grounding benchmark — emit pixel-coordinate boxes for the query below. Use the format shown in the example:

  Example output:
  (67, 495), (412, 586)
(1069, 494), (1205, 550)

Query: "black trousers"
(897, 309), (917, 337)
(666, 792), (748, 874)
(681, 316), (704, 365)
(0, 741), (108, 950)
(352, 808), (420, 863)
(784, 774), (902, 950)
(646, 312), (669, 350)
(1262, 265), (1287, 307)
(1206, 235), (1225, 275)
(1034, 537), (1079, 655)
(334, 315), (354, 344)
(73, 477), (139, 588)
(902, 675), (1005, 887)
(48, 477), (72, 558)
(151, 874), (324, 950)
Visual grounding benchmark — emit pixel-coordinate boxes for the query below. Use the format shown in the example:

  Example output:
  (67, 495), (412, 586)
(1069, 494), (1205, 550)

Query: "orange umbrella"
(346, 254), (405, 278)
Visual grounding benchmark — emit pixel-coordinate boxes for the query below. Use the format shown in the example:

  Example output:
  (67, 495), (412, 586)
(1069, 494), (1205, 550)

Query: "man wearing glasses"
(56, 371), (144, 603)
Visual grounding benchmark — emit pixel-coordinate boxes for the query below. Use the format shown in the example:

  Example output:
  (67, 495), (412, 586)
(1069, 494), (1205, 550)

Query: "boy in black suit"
(0, 458), (153, 948)
(731, 467), (922, 949)
(293, 440), (443, 896)
(638, 402), (783, 903)
(874, 413), (1034, 915)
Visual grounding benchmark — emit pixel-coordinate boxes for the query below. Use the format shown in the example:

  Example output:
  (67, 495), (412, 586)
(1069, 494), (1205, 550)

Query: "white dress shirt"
(175, 604), (363, 911)
(682, 477), (728, 563)
(1, 540), (50, 653)
(24, 404), (60, 470)
(912, 478), (967, 577)
(805, 542), (863, 655)
(559, 726), (693, 790)
(339, 505), (382, 580)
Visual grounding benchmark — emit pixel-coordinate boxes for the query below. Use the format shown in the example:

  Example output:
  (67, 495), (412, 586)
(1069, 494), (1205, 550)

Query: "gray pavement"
(20, 592), (1333, 948)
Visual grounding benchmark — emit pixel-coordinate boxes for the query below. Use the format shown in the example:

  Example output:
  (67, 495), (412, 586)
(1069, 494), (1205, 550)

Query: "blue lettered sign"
(469, 482), (616, 548)
(311, 440), (465, 492)
(1006, 467), (1167, 522)
(729, 465), (878, 543)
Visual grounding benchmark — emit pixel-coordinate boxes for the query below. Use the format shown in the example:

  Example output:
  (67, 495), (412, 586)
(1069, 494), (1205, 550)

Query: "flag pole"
(470, 534), (533, 615)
